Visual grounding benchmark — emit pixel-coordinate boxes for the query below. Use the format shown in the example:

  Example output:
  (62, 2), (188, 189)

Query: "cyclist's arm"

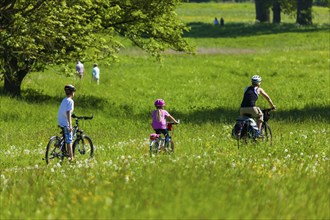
(259, 88), (276, 109)
(168, 115), (179, 124)
(66, 111), (72, 131)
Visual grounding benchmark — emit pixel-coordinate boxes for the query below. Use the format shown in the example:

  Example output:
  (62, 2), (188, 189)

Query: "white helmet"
(251, 75), (262, 84)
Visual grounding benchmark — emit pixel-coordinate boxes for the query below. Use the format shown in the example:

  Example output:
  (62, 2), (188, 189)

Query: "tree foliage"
(0, 0), (192, 96)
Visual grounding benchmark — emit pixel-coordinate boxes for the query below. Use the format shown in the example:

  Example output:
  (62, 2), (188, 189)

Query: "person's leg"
(252, 107), (263, 131)
(64, 127), (74, 160)
(162, 129), (170, 143)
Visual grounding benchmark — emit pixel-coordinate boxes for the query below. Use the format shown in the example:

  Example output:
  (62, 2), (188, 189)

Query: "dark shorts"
(154, 129), (169, 137)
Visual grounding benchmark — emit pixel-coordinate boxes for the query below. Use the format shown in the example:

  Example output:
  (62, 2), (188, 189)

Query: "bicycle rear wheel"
(261, 123), (272, 145)
(150, 140), (159, 157)
(73, 135), (94, 159)
(45, 136), (64, 165)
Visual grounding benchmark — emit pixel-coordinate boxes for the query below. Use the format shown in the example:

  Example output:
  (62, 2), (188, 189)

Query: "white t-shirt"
(92, 66), (100, 79)
(57, 97), (74, 127)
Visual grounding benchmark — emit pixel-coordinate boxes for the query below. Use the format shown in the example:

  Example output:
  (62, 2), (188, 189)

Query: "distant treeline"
(183, 0), (329, 7)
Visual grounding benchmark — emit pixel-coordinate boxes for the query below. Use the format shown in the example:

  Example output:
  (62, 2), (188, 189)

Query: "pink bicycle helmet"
(154, 99), (165, 107)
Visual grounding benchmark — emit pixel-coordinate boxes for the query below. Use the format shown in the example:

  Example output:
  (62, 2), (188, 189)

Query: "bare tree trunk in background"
(296, 0), (313, 25)
(255, 0), (270, 22)
(272, 1), (281, 24)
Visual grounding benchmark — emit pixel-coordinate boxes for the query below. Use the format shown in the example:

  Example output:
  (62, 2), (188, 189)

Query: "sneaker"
(255, 130), (264, 138)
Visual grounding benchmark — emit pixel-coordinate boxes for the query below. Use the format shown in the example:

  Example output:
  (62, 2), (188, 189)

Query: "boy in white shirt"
(57, 84), (76, 161)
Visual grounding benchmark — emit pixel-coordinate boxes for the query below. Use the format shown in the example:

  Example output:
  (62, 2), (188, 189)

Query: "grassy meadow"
(1, 3), (329, 219)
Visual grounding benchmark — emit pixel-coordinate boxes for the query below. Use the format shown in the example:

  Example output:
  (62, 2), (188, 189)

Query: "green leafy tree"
(0, 0), (192, 96)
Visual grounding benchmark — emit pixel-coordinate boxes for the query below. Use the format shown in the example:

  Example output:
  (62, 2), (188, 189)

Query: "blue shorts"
(63, 126), (73, 144)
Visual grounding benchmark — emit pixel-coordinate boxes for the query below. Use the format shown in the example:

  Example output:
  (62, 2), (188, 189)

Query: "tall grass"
(1, 3), (329, 219)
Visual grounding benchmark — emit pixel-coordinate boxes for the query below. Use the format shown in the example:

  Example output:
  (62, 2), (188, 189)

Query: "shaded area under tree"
(183, 22), (329, 38)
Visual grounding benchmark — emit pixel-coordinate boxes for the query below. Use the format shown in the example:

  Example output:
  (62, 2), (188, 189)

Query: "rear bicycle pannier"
(232, 116), (258, 140)
(232, 121), (245, 140)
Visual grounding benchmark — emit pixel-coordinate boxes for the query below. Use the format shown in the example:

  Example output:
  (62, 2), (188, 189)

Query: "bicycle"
(44, 114), (94, 164)
(232, 108), (274, 148)
(149, 121), (179, 157)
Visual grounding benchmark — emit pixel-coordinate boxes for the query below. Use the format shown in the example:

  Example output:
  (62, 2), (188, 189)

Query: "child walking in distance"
(92, 63), (100, 85)
(58, 84), (76, 161)
(76, 60), (84, 79)
(240, 75), (276, 137)
(152, 99), (179, 144)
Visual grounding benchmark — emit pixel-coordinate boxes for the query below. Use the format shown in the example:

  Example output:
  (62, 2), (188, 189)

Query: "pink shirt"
(152, 109), (170, 129)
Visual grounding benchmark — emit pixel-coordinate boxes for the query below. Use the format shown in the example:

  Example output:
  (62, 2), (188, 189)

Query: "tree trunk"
(255, 0), (270, 23)
(4, 70), (27, 97)
(296, 0), (313, 25)
(272, 1), (281, 24)
(3, 55), (29, 97)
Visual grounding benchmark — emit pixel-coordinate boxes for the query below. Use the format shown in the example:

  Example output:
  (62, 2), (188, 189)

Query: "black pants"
(154, 129), (171, 142)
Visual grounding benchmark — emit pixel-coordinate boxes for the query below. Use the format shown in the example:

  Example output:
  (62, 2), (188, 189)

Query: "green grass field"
(1, 3), (329, 219)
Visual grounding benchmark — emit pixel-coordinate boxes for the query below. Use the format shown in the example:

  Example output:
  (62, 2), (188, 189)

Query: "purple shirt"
(76, 62), (84, 74)
(152, 109), (170, 129)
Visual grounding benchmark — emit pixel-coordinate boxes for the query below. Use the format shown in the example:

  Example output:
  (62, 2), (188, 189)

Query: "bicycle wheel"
(150, 140), (159, 157)
(73, 135), (94, 159)
(45, 136), (64, 165)
(240, 124), (256, 146)
(165, 140), (175, 154)
(261, 123), (272, 145)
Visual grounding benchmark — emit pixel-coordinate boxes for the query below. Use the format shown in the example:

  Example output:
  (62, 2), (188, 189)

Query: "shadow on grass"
(136, 105), (330, 125)
(163, 105), (330, 124)
(2, 87), (329, 123)
(184, 22), (330, 38)
(0, 87), (110, 110)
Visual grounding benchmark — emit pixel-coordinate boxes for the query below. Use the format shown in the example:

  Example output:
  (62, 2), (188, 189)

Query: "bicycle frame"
(45, 114), (94, 164)
(149, 121), (178, 156)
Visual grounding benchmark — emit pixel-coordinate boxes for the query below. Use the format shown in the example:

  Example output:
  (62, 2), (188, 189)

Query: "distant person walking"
(92, 63), (100, 85)
(220, 17), (224, 26)
(213, 17), (219, 25)
(76, 60), (84, 79)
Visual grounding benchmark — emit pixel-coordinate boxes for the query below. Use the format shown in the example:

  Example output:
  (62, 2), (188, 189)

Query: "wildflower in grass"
(125, 175), (130, 183)
(301, 134), (307, 139)
(106, 197), (113, 206)
(271, 166), (277, 172)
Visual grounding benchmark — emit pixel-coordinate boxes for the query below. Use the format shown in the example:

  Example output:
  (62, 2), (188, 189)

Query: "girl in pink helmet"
(152, 99), (179, 143)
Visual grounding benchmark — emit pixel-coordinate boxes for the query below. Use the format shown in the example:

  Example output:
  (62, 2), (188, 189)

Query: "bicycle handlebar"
(168, 119), (180, 125)
(71, 114), (94, 120)
(262, 107), (276, 112)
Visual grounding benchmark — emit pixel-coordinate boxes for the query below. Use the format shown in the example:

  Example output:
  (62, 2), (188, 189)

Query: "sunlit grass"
(1, 2), (329, 220)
